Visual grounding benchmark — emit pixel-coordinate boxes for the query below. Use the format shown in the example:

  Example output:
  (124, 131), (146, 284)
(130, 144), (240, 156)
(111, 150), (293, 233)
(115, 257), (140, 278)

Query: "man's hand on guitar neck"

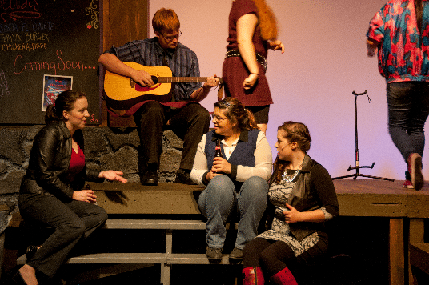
(190, 75), (220, 102)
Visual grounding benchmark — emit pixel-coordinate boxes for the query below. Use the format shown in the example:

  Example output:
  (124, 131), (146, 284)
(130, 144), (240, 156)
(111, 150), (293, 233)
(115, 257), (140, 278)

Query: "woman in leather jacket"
(242, 122), (339, 285)
(14, 91), (127, 285)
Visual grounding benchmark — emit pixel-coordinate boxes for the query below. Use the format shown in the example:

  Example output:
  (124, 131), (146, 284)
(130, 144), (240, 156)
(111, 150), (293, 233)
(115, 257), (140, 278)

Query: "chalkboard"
(0, 0), (101, 124)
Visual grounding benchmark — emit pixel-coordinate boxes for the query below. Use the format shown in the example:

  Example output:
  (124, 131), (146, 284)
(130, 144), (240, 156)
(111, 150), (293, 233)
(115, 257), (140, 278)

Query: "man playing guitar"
(98, 8), (219, 186)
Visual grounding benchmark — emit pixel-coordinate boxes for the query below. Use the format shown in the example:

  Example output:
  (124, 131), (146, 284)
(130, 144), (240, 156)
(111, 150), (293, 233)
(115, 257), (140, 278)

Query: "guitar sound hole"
(151, 76), (158, 85)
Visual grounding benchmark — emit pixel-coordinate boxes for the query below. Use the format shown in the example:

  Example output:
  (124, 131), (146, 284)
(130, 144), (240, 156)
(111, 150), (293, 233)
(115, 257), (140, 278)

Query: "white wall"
(149, 0), (428, 181)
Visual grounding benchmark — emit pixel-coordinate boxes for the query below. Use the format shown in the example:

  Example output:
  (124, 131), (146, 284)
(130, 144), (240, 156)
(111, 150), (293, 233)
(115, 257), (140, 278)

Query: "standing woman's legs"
(246, 105), (270, 135)
(387, 82), (429, 161)
(387, 82), (429, 189)
(409, 83), (429, 156)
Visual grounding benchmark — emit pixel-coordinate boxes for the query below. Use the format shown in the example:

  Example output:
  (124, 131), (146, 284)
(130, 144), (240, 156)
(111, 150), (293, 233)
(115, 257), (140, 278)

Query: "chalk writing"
(90, 113), (98, 123)
(0, 22), (55, 33)
(0, 69), (10, 99)
(14, 50), (97, 75)
(0, 25), (52, 51)
(85, 0), (99, 29)
(1, 32), (49, 43)
(26, 32), (49, 42)
(1, 0), (41, 22)
(2, 42), (47, 51)
(0, 33), (21, 42)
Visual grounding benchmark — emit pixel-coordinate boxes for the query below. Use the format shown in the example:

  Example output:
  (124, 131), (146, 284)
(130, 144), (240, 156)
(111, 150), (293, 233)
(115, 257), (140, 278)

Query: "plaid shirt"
(106, 37), (202, 101)
(367, 0), (429, 82)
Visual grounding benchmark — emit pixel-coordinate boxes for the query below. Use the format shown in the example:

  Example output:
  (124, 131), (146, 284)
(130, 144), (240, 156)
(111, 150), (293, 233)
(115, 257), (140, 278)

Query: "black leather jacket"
(20, 121), (101, 201)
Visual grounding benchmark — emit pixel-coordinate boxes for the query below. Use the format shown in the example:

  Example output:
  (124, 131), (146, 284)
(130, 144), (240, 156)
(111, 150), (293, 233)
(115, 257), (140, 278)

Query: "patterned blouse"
(367, 0), (429, 82)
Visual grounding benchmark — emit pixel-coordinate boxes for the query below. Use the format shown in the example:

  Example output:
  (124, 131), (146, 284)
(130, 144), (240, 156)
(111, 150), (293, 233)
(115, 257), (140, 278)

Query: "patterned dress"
(257, 174), (332, 257)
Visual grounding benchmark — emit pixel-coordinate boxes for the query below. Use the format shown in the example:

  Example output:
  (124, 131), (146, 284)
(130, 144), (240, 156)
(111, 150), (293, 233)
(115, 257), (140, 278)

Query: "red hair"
(152, 8), (180, 34)
(253, 0), (278, 40)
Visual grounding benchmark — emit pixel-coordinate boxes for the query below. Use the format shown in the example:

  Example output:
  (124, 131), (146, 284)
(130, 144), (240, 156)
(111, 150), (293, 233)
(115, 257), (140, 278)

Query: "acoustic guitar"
(104, 62), (222, 110)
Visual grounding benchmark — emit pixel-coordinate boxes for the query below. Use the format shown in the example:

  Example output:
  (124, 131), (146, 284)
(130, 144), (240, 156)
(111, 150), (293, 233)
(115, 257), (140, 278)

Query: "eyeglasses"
(161, 30), (182, 42)
(211, 114), (227, 122)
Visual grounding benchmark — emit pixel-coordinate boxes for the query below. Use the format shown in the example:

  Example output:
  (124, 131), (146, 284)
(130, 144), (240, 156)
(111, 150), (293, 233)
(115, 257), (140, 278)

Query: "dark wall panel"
(0, 0), (101, 124)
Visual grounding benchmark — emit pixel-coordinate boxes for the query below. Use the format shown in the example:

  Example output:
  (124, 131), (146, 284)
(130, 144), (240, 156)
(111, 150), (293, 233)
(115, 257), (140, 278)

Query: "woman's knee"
(207, 175), (236, 194)
(260, 246), (285, 271)
(244, 176), (269, 188)
(56, 219), (86, 240)
(95, 207), (108, 224)
(198, 176), (235, 213)
(241, 176), (269, 197)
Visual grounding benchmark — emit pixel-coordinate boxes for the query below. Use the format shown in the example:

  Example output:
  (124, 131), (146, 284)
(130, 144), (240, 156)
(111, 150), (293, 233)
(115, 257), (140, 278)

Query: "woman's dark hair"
(271, 121), (311, 184)
(214, 97), (258, 131)
(45, 90), (86, 124)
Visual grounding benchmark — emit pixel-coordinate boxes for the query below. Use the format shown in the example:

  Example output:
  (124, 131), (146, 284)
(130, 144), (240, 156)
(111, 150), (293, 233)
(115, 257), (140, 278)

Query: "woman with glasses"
(223, 0), (284, 134)
(242, 122), (339, 285)
(190, 97), (272, 262)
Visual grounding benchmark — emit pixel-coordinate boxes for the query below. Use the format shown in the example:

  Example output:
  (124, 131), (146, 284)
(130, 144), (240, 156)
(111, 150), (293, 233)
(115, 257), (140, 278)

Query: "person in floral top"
(367, 0), (429, 190)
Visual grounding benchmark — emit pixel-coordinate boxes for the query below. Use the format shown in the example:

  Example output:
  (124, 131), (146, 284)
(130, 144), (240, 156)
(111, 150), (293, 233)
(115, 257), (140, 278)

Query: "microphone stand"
(332, 90), (394, 181)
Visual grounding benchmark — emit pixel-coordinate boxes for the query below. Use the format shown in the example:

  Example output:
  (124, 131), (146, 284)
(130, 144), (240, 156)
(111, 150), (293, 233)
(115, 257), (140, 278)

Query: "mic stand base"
(332, 173), (395, 182)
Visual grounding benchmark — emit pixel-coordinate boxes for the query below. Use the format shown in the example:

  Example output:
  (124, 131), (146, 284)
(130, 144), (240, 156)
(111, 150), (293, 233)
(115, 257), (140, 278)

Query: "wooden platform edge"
(17, 252), (238, 266)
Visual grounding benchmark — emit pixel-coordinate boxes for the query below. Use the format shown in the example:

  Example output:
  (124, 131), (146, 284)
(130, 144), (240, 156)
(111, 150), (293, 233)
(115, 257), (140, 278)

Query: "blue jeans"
(198, 175), (268, 250)
(387, 82), (429, 162)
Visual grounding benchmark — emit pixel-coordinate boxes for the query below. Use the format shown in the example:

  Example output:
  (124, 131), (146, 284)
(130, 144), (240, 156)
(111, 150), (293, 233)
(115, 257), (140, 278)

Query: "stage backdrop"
(149, 0), (428, 181)
(0, 0), (101, 124)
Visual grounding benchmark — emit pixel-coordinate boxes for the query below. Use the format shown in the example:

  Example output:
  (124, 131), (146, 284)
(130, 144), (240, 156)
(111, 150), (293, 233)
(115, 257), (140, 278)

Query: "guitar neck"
(157, 77), (208, 83)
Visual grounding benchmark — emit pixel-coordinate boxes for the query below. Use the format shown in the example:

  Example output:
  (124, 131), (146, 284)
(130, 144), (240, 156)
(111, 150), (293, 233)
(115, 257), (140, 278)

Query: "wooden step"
(104, 219), (206, 230)
(89, 182), (204, 215)
(18, 252), (236, 265)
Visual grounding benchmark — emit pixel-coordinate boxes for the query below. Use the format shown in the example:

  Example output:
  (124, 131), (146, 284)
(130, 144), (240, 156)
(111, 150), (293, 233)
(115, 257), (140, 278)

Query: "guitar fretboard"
(157, 77), (208, 83)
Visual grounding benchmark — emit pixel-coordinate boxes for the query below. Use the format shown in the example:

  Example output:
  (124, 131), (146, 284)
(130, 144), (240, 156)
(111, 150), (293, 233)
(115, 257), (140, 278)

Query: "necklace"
(281, 169), (300, 183)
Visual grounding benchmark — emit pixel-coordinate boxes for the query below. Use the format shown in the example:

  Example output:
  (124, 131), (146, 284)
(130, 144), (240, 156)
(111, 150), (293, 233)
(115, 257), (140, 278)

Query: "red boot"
(270, 267), (298, 285)
(243, 267), (265, 285)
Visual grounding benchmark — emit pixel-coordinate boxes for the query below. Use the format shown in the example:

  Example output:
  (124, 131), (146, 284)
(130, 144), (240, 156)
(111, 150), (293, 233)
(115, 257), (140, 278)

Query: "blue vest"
(205, 129), (259, 170)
